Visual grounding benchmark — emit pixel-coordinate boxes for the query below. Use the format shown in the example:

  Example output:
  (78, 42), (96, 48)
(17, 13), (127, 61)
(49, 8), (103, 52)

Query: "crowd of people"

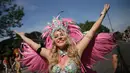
(0, 48), (22, 73)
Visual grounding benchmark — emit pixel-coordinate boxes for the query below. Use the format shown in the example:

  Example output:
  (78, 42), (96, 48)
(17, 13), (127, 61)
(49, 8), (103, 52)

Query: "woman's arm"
(76, 4), (110, 56)
(14, 31), (50, 59)
(90, 4), (110, 33)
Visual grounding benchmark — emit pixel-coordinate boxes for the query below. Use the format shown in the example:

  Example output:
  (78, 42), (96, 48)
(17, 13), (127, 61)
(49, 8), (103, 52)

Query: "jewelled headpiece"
(50, 16), (68, 39)
(42, 15), (83, 49)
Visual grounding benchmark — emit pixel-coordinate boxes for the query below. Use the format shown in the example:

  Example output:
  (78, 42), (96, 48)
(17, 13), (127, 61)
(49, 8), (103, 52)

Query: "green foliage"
(0, 0), (24, 38)
(77, 20), (110, 33)
(24, 31), (43, 44)
(0, 38), (14, 56)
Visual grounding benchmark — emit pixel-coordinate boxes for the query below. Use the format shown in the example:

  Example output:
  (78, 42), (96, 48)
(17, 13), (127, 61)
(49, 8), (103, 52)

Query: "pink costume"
(20, 16), (117, 73)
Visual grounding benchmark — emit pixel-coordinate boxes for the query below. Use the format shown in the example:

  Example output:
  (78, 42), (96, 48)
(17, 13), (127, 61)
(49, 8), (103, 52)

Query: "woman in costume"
(15, 4), (116, 73)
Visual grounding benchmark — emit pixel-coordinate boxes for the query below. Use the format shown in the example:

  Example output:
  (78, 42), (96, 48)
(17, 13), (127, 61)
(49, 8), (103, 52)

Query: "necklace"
(59, 50), (67, 57)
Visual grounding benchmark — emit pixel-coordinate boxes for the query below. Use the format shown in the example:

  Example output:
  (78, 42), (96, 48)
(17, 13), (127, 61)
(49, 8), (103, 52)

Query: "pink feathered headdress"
(41, 15), (83, 49)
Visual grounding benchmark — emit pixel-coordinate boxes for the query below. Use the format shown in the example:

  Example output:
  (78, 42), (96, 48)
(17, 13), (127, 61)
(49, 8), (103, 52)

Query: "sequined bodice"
(51, 59), (81, 73)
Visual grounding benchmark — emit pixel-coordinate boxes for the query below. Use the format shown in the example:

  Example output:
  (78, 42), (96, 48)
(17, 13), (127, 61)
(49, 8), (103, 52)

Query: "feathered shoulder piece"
(20, 42), (48, 73)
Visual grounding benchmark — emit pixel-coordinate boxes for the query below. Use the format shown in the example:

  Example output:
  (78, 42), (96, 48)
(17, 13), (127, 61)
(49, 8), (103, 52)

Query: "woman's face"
(53, 29), (68, 49)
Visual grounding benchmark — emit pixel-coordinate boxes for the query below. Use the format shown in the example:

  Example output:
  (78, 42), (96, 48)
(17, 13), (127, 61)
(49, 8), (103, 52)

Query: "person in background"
(14, 49), (21, 73)
(3, 57), (8, 73)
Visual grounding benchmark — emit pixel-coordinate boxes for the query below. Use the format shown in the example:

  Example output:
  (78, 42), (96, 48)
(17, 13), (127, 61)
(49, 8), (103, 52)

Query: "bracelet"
(100, 11), (105, 16)
(37, 45), (42, 54)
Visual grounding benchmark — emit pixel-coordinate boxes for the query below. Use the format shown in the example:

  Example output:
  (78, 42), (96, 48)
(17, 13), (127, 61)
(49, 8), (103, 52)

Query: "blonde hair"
(48, 35), (80, 72)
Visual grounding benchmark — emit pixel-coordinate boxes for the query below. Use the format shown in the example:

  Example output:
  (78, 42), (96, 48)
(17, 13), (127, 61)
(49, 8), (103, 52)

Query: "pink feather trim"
(81, 33), (117, 68)
(20, 43), (48, 73)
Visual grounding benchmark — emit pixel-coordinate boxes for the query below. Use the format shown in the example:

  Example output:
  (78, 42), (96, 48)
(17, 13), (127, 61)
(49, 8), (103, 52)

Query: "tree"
(24, 31), (43, 44)
(77, 21), (110, 33)
(0, 39), (13, 57)
(0, 0), (24, 38)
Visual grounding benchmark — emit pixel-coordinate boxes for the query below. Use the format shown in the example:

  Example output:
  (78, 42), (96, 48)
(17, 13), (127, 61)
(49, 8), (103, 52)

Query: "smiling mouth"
(58, 40), (64, 43)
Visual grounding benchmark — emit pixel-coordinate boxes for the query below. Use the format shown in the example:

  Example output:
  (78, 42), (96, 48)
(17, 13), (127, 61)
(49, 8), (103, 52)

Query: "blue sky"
(1, 0), (130, 41)
(14, 0), (130, 33)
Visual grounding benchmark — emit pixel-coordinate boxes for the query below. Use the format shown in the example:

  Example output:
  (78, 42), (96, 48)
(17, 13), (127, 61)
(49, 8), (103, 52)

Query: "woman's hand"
(13, 30), (25, 37)
(101, 4), (110, 15)
(104, 4), (110, 12)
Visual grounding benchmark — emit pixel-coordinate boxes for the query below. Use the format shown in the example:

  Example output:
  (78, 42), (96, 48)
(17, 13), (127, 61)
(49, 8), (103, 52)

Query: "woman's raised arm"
(14, 31), (50, 59)
(76, 4), (110, 56)
(90, 4), (110, 33)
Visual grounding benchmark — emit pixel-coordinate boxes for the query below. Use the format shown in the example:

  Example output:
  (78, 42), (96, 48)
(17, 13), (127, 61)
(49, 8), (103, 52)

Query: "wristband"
(37, 45), (42, 54)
